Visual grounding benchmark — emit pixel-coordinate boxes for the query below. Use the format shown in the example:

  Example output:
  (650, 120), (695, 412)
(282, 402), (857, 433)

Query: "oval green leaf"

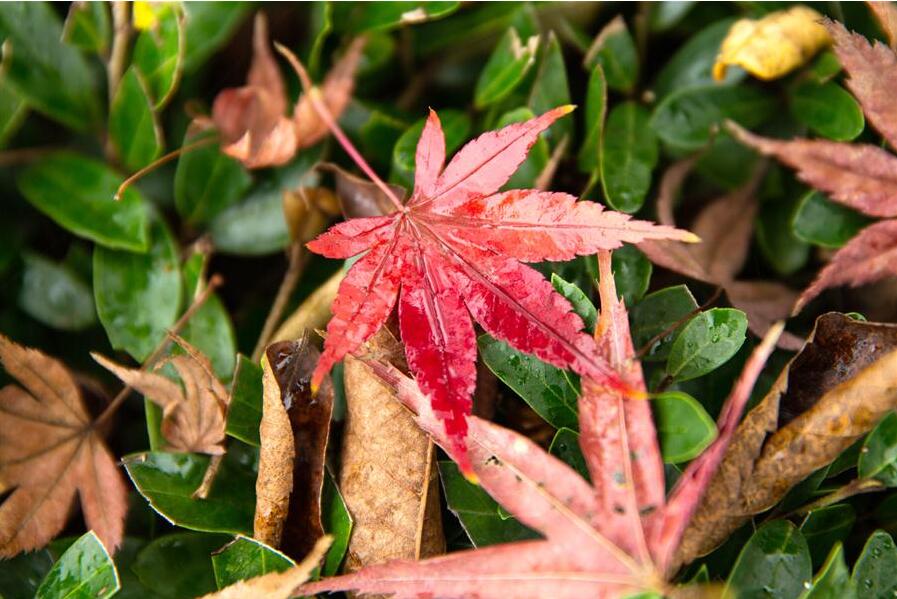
(18, 253), (96, 332)
(653, 391), (717, 463)
(852, 530), (897, 598)
(474, 27), (539, 109)
(630, 284), (699, 362)
(800, 505), (856, 569)
(601, 102), (658, 213)
(174, 132), (252, 226)
(792, 191), (872, 249)
(667, 307), (747, 382)
(859, 411), (897, 486)
(132, 4), (184, 108)
(725, 520), (812, 599)
(550, 273), (597, 331)
(799, 543), (854, 599)
(211, 536), (293, 589)
(36, 532), (119, 599)
(133, 532), (226, 598)
(577, 63), (607, 174)
(391, 109), (470, 189)
(789, 80), (864, 142)
(109, 67), (163, 172)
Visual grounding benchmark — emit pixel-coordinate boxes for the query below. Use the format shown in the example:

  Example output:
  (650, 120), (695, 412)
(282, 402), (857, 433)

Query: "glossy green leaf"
(0, 549), (53, 599)
(174, 132), (252, 225)
(211, 536), (293, 589)
(18, 152), (149, 252)
(226, 354), (263, 446)
(94, 217), (181, 362)
(35, 531), (119, 599)
(725, 520), (812, 599)
(800, 505), (856, 569)
(496, 107), (549, 189)
(0, 80), (27, 149)
(649, 1), (696, 32)
(332, 2), (460, 33)
(209, 182), (289, 256)
(321, 469), (353, 576)
(0, 3), (100, 131)
(630, 285), (699, 362)
(548, 427), (590, 481)
(180, 252), (236, 380)
(132, 3), (185, 108)
(439, 461), (538, 547)
(808, 51), (842, 83)
(695, 132), (761, 190)
(852, 531), (897, 599)
(123, 449), (256, 535)
(109, 67), (163, 171)
(667, 308), (747, 382)
(182, 2), (249, 73)
(859, 412), (897, 486)
(391, 109), (470, 189)
(586, 16), (638, 93)
(62, 1), (110, 54)
(789, 81), (864, 142)
(601, 102), (658, 213)
(413, 3), (521, 57)
(359, 109), (407, 169)
(800, 543), (855, 599)
(757, 197), (811, 276)
(792, 191), (872, 249)
(551, 273), (597, 331)
(651, 84), (776, 151)
(653, 391), (717, 463)
(18, 252), (95, 331)
(653, 19), (740, 99)
(478, 334), (579, 430)
(528, 33), (571, 147)
(610, 245), (652, 307)
(133, 532), (226, 598)
(577, 63), (607, 173)
(474, 28), (539, 108)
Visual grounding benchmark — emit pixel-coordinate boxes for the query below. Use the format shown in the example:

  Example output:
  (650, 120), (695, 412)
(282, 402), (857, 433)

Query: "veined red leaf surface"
(307, 106), (696, 463)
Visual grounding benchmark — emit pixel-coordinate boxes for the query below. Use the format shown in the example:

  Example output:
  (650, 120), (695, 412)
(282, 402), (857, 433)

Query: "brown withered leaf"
(282, 187), (340, 243)
(254, 332), (333, 560)
(273, 269), (345, 345)
(676, 313), (897, 565)
(0, 335), (128, 556)
(317, 162), (405, 219)
(868, 1), (897, 49)
(340, 327), (444, 572)
(93, 335), (228, 454)
(200, 535), (332, 599)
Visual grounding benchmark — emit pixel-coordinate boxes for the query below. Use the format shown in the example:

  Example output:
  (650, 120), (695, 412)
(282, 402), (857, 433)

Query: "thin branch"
(114, 135), (218, 200)
(792, 478), (885, 517)
(107, 1), (131, 106)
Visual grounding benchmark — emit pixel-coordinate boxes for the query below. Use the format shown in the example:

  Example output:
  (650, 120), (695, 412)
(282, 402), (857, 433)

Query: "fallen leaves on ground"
(731, 18), (897, 314)
(94, 335), (229, 454)
(254, 332), (333, 560)
(677, 313), (897, 565)
(0, 335), (127, 556)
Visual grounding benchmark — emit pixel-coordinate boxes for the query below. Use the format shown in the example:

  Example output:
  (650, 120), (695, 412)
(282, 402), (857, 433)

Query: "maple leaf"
(300, 250), (783, 597)
(93, 335), (228, 454)
(303, 105), (697, 467)
(0, 335), (128, 556)
(728, 18), (897, 314)
(209, 13), (363, 168)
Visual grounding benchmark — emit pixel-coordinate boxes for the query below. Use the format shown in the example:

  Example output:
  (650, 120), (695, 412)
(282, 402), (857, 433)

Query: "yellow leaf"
(133, 1), (161, 31)
(713, 6), (831, 81)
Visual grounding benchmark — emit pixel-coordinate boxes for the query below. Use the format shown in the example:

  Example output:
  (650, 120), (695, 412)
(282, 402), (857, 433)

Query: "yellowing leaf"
(133, 1), (162, 30)
(713, 6), (831, 81)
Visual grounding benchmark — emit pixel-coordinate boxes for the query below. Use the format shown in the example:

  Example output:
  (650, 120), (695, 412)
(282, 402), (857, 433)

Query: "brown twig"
(252, 242), (308, 362)
(114, 135), (218, 200)
(792, 478), (886, 517)
(107, 2), (131, 106)
(192, 454), (224, 500)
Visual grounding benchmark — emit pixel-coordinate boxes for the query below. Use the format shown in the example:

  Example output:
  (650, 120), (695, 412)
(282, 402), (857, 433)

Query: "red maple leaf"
(298, 94), (696, 467)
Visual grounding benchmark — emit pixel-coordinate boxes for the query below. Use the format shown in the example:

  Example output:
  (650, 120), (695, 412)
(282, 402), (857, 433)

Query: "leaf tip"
(559, 104), (577, 115)
(683, 232), (702, 244)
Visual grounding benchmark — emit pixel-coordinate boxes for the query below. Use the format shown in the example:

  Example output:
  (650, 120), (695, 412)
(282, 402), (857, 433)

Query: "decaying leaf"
(317, 162), (405, 219)
(712, 6), (831, 81)
(201, 535), (332, 599)
(254, 332), (333, 560)
(273, 269), (345, 345)
(94, 335), (228, 454)
(339, 327), (445, 572)
(0, 335), (128, 556)
(677, 313), (897, 566)
(282, 187), (340, 244)
(868, 0), (897, 49)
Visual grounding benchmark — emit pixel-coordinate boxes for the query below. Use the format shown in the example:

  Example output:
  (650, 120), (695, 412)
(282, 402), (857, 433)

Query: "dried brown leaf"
(318, 162), (406, 219)
(282, 187), (339, 243)
(0, 335), (128, 556)
(254, 333), (333, 560)
(868, 1), (897, 49)
(726, 281), (804, 350)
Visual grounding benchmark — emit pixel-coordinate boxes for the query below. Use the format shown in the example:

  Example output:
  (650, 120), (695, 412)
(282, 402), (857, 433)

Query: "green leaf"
(18, 152), (149, 252)
(180, 252), (236, 380)
(18, 252), (96, 332)
(528, 33), (571, 147)
(651, 84), (776, 151)
(36, 531), (119, 599)
(808, 51), (842, 83)
(332, 2), (460, 33)
(610, 245), (652, 307)
(321, 469), (353, 576)
(792, 191), (872, 249)
(62, 1), (110, 54)
(133, 532), (226, 598)
(0, 549), (53, 599)
(548, 427), (590, 481)
(182, 2), (249, 73)
(94, 217), (181, 362)
(391, 109), (470, 189)
(630, 285), (699, 362)
(307, 1), (332, 77)
(852, 530), (897, 599)
(474, 27), (539, 109)
(132, 4), (185, 108)
(209, 183), (289, 256)
(789, 81), (864, 142)
(649, 1), (696, 32)
(757, 197), (811, 276)
(359, 109), (408, 169)
(438, 461), (538, 547)
(124, 449), (256, 535)
(478, 334), (579, 430)
(585, 16), (638, 93)
(174, 133), (252, 225)
(226, 355), (263, 446)
(653, 19), (741, 99)
(601, 102), (658, 213)
(109, 68), (164, 171)
(695, 132), (761, 190)
(577, 64), (607, 173)
(667, 308), (747, 382)
(800, 505), (856, 569)
(551, 273), (597, 331)
(653, 391), (717, 463)
(211, 536), (293, 589)
(725, 520), (812, 599)
(860, 412), (897, 486)
(800, 543), (855, 599)
(496, 107), (549, 189)
(0, 80), (27, 149)
(0, 3), (100, 131)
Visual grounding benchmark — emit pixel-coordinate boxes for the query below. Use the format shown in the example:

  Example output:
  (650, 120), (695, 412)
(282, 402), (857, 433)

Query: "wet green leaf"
(18, 252), (95, 332)
(226, 354), (263, 447)
(0, 80), (27, 149)
(667, 308), (747, 382)
(133, 532), (226, 598)
(860, 412), (897, 487)
(653, 391), (717, 463)
(548, 427), (590, 481)
(800, 505), (855, 569)
(610, 245), (652, 307)
(180, 252), (236, 380)
(789, 81), (864, 142)
(551, 273), (597, 331)
(653, 19), (741, 99)
(109, 68), (163, 171)
(36, 532), (119, 599)
(601, 102), (658, 213)
(792, 191), (872, 249)
(321, 469), (353, 576)
(800, 543), (855, 599)
(852, 531), (897, 599)
(725, 520), (812, 599)
(649, 1), (697, 32)
(209, 182), (289, 256)
(630, 285), (699, 362)
(211, 536), (293, 589)
(474, 28), (539, 108)
(496, 107), (549, 189)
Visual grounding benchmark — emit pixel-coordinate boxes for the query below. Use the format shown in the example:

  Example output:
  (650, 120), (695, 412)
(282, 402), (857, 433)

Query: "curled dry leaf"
(339, 327), (445, 572)
(94, 335), (228, 454)
(712, 6), (831, 81)
(318, 162), (405, 219)
(254, 332), (333, 560)
(677, 313), (897, 566)
(0, 335), (127, 556)
(200, 534), (332, 599)
(868, 0), (897, 50)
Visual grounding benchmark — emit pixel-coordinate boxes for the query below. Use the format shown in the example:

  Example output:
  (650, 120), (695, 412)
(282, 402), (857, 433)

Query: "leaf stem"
(251, 241), (308, 362)
(792, 478), (885, 517)
(114, 135), (218, 200)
